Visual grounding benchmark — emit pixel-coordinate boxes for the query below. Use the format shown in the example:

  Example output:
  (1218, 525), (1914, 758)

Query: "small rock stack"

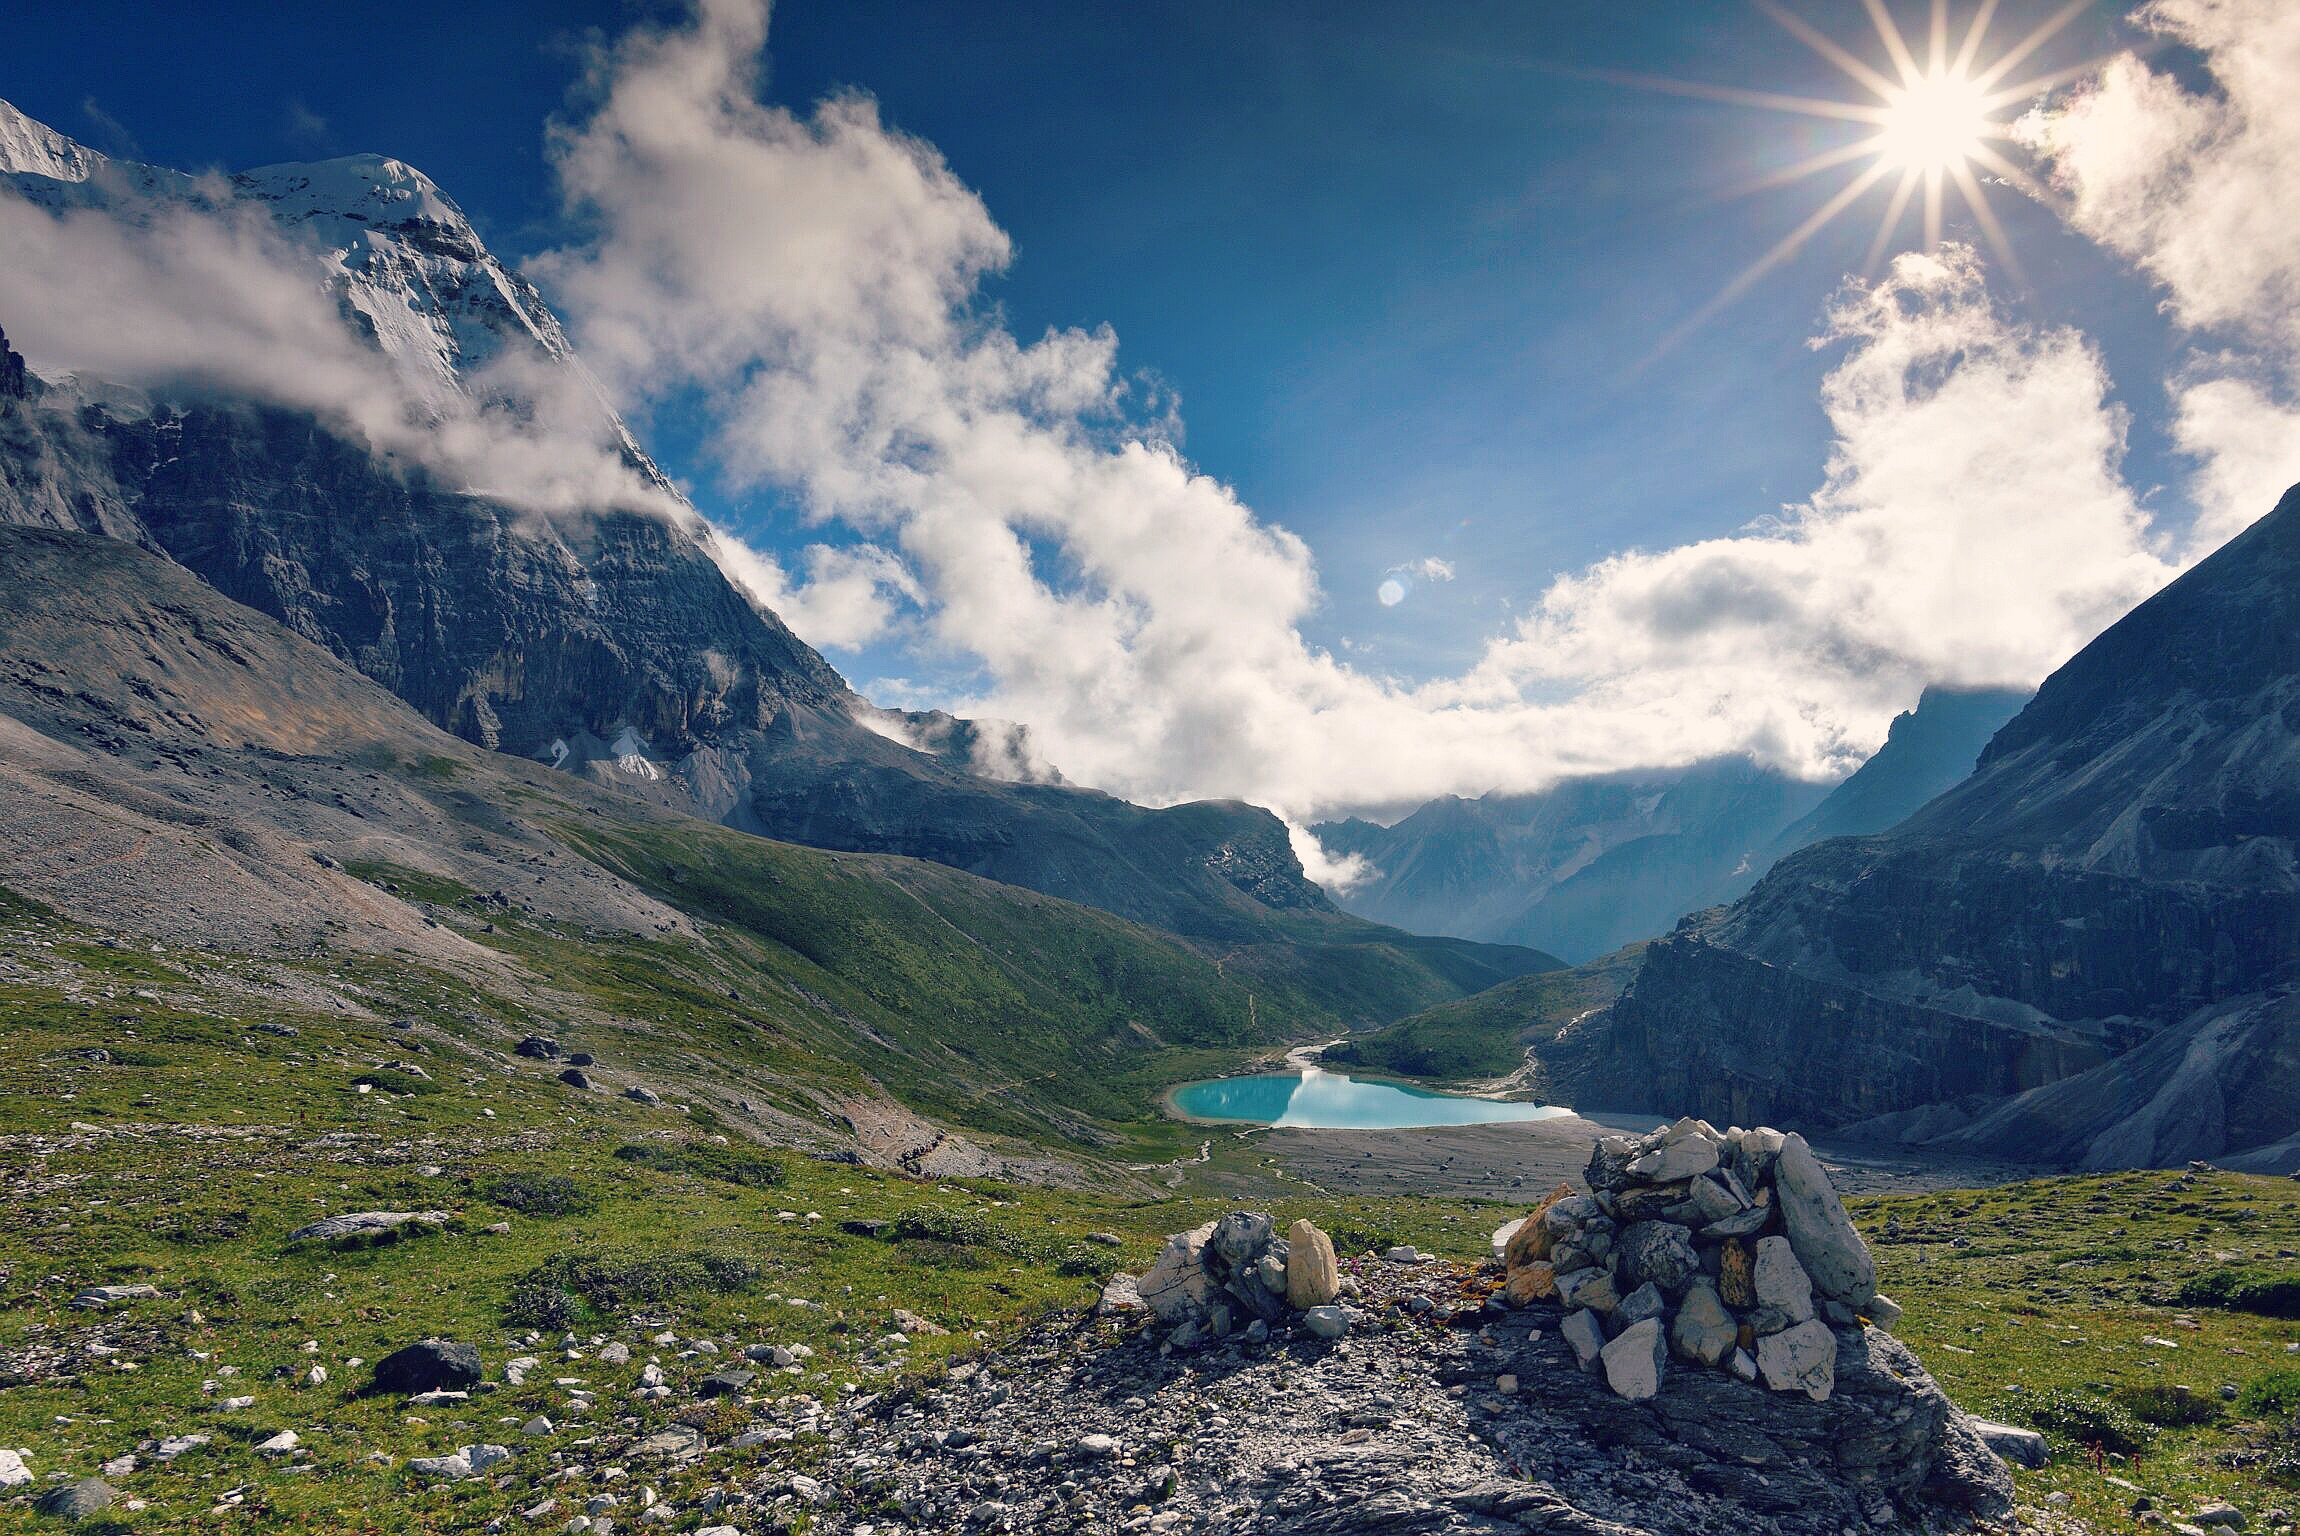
(1134, 1213), (1343, 1346)
(1503, 1118), (1899, 1404)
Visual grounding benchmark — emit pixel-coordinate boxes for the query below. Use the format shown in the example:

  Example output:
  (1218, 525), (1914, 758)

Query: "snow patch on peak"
(608, 726), (663, 781)
(0, 99), (102, 183)
(232, 154), (470, 231)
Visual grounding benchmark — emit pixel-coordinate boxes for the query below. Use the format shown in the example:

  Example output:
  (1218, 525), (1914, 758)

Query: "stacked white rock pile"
(1502, 1118), (1899, 1403)
(1130, 1212), (1345, 1345)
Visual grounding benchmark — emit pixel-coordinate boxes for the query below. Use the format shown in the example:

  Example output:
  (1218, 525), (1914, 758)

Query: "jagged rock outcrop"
(1556, 486), (2300, 1166)
(0, 324), (23, 400)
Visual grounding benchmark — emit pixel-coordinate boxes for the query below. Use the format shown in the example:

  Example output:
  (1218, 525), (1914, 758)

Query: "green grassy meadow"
(3, 879), (2298, 1534)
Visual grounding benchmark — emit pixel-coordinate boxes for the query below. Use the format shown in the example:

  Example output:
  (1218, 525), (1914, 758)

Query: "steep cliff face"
(1763, 686), (2030, 852)
(1562, 488), (2300, 1164)
(0, 323), (23, 400)
(92, 399), (849, 754)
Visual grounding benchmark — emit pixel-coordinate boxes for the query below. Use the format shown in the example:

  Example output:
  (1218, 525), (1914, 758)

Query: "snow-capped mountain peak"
(0, 97), (665, 492)
(0, 98), (103, 183)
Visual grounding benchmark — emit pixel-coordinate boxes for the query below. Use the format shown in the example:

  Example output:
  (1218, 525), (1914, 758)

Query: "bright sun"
(1611, 0), (2109, 357)
(1875, 69), (1991, 172)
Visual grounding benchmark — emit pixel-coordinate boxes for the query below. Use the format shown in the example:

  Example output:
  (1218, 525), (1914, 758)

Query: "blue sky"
(5, 2), (2147, 656)
(6, 1), (2293, 822)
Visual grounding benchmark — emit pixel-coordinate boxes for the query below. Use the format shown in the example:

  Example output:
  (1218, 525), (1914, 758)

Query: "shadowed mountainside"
(1548, 486), (2300, 1169)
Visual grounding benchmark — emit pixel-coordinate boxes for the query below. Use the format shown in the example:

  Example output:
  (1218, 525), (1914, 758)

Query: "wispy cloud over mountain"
(0, 103), (679, 521)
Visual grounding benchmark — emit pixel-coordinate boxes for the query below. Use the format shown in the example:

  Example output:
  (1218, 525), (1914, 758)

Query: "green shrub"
(2175, 1269), (2300, 1319)
(1053, 1243), (1109, 1279)
(353, 1069), (440, 1097)
(673, 1398), (752, 1440)
(900, 1240), (996, 1272)
(2020, 1388), (2154, 1455)
(890, 1205), (1065, 1267)
(2240, 1370), (2300, 1418)
(106, 1048), (170, 1068)
(893, 1206), (1001, 1249)
(2118, 1383), (2225, 1428)
(478, 1173), (595, 1218)
(612, 1140), (786, 1188)
(1330, 1224), (1400, 1258)
(512, 1247), (760, 1314)
(506, 1279), (581, 1331)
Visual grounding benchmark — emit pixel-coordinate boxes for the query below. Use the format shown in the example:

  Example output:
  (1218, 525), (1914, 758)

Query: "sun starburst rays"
(1624, 0), (2109, 367)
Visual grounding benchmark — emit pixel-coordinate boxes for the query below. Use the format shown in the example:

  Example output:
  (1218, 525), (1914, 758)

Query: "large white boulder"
(1600, 1317), (1668, 1400)
(1138, 1222), (1219, 1321)
(1774, 1134), (1877, 1304)
(1755, 1319), (1838, 1401)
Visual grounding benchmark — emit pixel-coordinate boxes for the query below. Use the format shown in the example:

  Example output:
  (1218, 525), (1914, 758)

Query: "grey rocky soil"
(740, 1248), (2008, 1536)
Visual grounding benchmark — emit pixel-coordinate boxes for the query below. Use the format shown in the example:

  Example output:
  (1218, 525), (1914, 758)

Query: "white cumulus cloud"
(9, 0), (2281, 832)
(2018, 0), (2300, 552)
(529, 0), (2186, 822)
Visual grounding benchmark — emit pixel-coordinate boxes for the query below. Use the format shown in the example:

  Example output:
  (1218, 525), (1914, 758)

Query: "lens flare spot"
(1376, 578), (1408, 607)
(1876, 70), (1989, 173)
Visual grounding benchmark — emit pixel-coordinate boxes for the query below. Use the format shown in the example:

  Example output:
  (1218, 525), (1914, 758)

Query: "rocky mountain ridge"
(0, 519), (1329, 1162)
(1553, 486), (2300, 1169)
(0, 100), (1558, 1004)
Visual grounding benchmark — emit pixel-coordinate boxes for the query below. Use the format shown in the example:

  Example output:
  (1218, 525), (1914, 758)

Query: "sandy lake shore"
(1239, 1109), (2047, 1203)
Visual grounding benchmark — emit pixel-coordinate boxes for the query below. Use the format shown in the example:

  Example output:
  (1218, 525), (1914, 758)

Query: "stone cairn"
(1503, 1117), (1898, 1404)
(1120, 1213), (1347, 1346)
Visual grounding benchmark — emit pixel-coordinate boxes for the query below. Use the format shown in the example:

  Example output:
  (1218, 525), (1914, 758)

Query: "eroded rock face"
(1548, 490), (2300, 1163)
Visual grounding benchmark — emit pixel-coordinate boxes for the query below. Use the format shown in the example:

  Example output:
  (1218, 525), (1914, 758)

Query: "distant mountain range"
(1313, 685), (2030, 964)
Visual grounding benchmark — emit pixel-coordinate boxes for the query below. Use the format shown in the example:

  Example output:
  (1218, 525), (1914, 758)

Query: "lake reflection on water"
(1169, 1069), (1572, 1130)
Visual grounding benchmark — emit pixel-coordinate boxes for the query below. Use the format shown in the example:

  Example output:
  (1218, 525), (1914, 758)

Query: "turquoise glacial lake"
(1169, 1071), (1572, 1130)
